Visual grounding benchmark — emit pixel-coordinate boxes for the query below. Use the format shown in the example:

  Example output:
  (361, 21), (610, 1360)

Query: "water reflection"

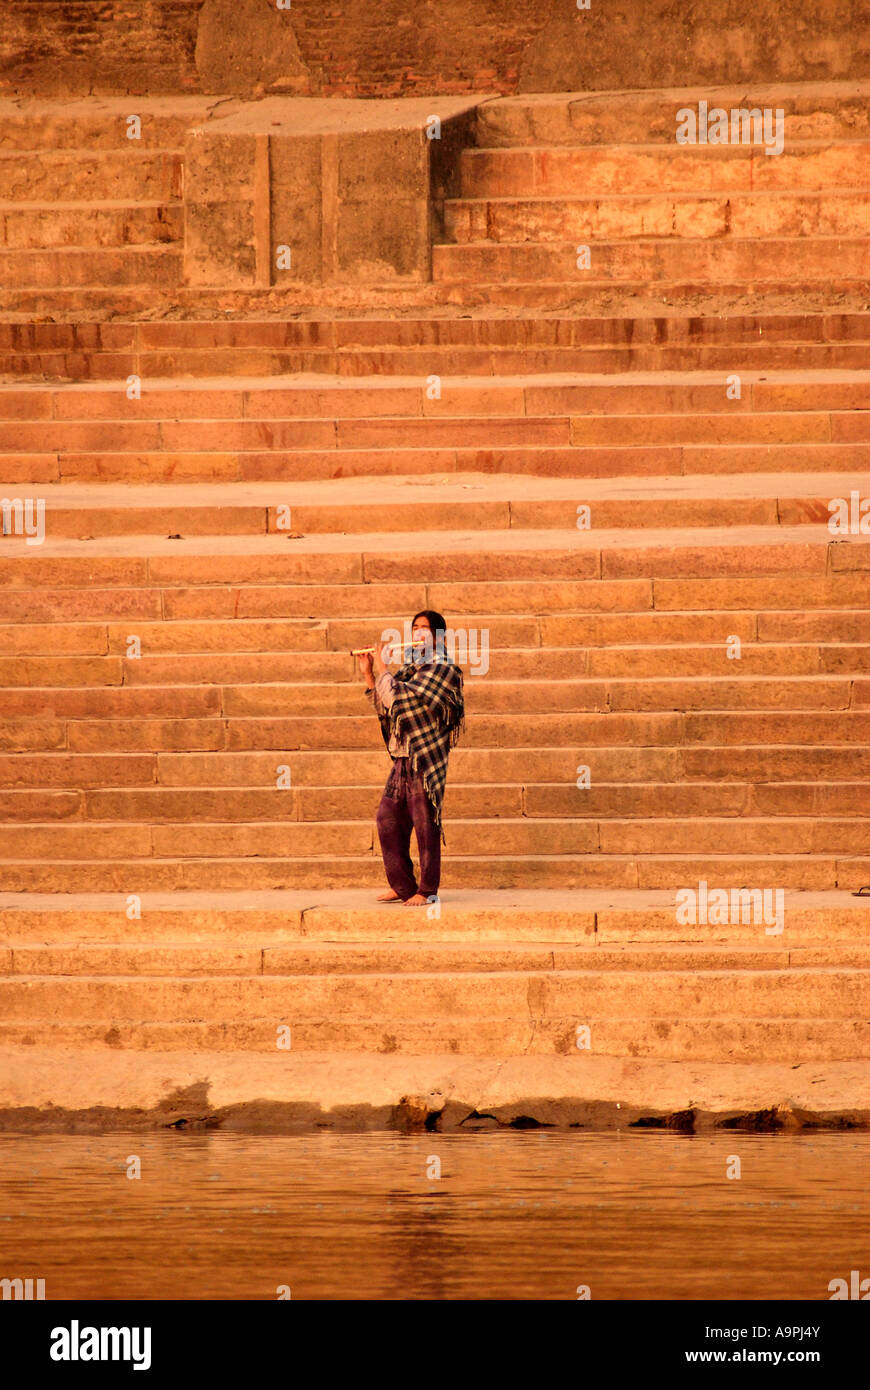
(0, 1130), (867, 1299)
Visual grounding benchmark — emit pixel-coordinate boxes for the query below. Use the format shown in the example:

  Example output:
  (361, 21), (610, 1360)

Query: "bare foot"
(403, 893), (429, 906)
(376, 890), (403, 903)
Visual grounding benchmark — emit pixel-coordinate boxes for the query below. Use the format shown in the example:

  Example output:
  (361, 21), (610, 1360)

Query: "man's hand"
(372, 640), (390, 678)
(358, 650), (375, 689)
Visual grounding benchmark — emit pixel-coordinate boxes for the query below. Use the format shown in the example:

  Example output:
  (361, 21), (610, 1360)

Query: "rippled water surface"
(0, 1130), (867, 1299)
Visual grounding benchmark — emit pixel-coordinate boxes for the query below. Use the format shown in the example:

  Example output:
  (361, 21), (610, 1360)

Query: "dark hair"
(411, 610), (449, 662)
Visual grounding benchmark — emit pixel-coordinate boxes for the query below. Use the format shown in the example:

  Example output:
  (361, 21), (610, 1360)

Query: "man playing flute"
(358, 610), (465, 905)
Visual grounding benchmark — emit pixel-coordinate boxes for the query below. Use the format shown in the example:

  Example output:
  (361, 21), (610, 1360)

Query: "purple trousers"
(375, 757), (441, 900)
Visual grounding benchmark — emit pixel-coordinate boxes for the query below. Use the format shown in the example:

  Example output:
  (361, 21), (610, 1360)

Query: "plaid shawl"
(376, 658), (465, 840)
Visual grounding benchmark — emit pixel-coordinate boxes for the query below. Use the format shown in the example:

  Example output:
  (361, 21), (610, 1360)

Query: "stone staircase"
(436, 83), (870, 309)
(2, 895), (870, 1070)
(1, 82), (869, 318)
(3, 364), (870, 480)
(1, 84), (869, 1126)
(2, 465), (870, 892)
(0, 99), (216, 303)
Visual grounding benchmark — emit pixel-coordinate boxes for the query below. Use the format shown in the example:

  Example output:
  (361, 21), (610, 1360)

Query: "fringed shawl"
(376, 658), (465, 840)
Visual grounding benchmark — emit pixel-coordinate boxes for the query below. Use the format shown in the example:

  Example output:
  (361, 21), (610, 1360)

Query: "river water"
(0, 1129), (867, 1300)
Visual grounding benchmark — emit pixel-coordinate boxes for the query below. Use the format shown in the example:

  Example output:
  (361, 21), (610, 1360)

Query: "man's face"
(411, 617), (434, 661)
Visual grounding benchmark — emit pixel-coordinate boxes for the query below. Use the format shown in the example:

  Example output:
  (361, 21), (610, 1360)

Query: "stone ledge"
(1, 1048), (868, 1132)
(184, 96), (489, 288)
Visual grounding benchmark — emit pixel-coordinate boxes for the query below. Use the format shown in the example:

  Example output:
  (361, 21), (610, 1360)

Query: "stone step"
(4, 744), (870, 788)
(5, 371), (869, 416)
(4, 577), (870, 634)
(0, 150), (183, 201)
(5, 629), (870, 685)
(0, 613), (767, 652)
(1, 280), (867, 320)
(4, 815), (870, 860)
(1, 531), (865, 587)
(11, 314), (870, 348)
(2, 608), (870, 650)
(0, 246), (184, 289)
(8, 853), (870, 895)
(5, 406), (867, 453)
(227, 708), (870, 749)
(1, 966), (867, 1025)
(1, 886), (866, 931)
(4, 486), (869, 539)
(9, 939), (870, 975)
(0, 888), (864, 939)
(475, 85), (870, 147)
(0, 201), (183, 249)
(0, 97), (228, 150)
(445, 191), (870, 243)
(7, 707), (869, 754)
(2, 312), (867, 358)
(567, 412), (869, 445)
(1, 639), (867, 683)
(1, 603), (867, 656)
(1, 852), (864, 892)
(6, 584), (870, 649)
(9, 440), (870, 484)
(0, 1014), (864, 1061)
(1, 583), (868, 631)
(0, 496), (811, 538)
(433, 238), (870, 284)
(2, 782), (869, 823)
(459, 143), (870, 198)
(0, 665), (862, 713)
(9, 341), (870, 381)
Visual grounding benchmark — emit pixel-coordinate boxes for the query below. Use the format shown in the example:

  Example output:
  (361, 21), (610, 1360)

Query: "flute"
(351, 642), (426, 658)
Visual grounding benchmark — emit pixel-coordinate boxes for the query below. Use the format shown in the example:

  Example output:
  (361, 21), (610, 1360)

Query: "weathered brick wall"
(0, 1), (203, 95)
(288, 0), (554, 96)
(1, 0), (868, 98)
(520, 0), (870, 92)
